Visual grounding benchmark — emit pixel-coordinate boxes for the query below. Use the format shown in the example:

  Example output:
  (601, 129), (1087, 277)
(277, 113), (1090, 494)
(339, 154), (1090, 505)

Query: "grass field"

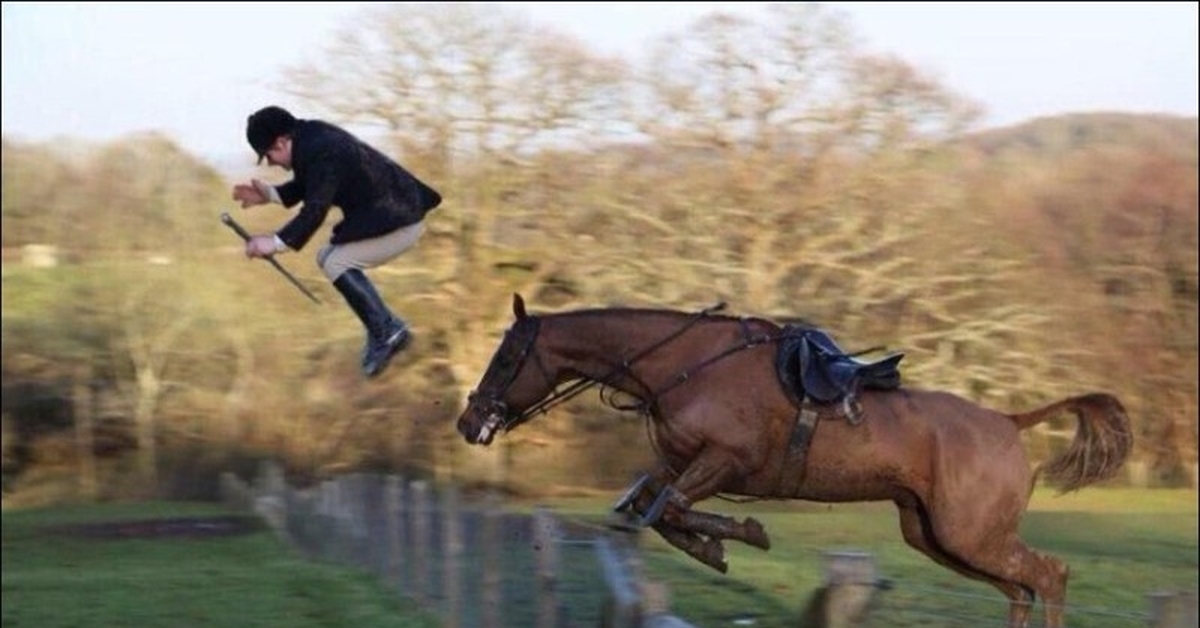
(1, 500), (438, 628)
(550, 488), (1198, 628)
(3, 489), (1195, 628)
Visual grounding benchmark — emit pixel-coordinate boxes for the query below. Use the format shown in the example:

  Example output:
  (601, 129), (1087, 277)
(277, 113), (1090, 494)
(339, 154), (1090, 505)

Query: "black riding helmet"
(246, 106), (297, 163)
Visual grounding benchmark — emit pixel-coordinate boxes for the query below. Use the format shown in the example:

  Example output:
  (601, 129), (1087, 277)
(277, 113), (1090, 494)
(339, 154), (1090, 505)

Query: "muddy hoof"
(698, 539), (729, 573)
(743, 516), (771, 550)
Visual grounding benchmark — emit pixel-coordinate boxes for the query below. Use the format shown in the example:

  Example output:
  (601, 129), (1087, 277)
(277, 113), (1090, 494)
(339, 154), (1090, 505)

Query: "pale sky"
(3, 2), (1197, 164)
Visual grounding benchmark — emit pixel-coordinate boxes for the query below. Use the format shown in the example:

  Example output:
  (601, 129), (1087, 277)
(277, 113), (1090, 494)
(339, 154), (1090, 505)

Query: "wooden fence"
(220, 462), (695, 628)
(221, 463), (1196, 628)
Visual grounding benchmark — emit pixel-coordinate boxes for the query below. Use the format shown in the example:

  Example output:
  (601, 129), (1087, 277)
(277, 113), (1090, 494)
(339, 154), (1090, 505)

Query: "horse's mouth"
(472, 414), (503, 446)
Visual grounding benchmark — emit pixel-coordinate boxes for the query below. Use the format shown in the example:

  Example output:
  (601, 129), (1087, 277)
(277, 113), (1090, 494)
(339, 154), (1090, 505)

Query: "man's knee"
(317, 245), (347, 281)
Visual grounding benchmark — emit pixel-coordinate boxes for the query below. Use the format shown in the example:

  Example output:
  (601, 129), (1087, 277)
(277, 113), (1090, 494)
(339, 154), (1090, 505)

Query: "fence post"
(385, 476), (405, 588)
(798, 550), (881, 628)
(533, 506), (560, 628)
(596, 532), (642, 628)
(218, 472), (251, 512)
(318, 479), (341, 562)
(72, 368), (97, 501)
(1147, 590), (1199, 628)
(284, 483), (311, 554)
(410, 480), (432, 608)
(254, 461), (287, 535)
(362, 474), (387, 577)
(442, 484), (463, 628)
(330, 475), (352, 563)
(482, 493), (503, 628)
(348, 473), (372, 567)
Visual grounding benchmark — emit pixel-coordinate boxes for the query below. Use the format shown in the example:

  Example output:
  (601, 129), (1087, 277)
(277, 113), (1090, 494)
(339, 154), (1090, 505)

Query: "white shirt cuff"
(273, 235), (290, 253)
(254, 180), (283, 205)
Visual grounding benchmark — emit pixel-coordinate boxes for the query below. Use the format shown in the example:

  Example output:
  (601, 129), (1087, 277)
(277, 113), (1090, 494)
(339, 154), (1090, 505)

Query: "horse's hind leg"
(911, 501), (1071, 628)
(970, 537), (1067, 628)
(1030, 548), (1069, 628)
(897, 503), (1035, 627)
(998, 541), (1068, 628)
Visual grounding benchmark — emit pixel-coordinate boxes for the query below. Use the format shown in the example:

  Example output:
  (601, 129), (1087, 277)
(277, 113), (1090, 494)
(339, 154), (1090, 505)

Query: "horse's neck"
(544, 311), (733, 387)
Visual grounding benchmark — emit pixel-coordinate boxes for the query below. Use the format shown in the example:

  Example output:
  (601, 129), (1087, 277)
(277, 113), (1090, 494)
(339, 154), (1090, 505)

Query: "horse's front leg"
(612, 472), (730, 572)
(669, 508), (770, 551)
(659, 448), (772, 550)
(649, 521), (729, 574)
(613, 454), (770, 551)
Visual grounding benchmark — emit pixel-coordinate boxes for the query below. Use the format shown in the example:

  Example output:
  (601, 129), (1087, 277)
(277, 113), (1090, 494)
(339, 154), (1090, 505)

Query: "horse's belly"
(788, 422), (925, 502)
(792, 466), (902, 502)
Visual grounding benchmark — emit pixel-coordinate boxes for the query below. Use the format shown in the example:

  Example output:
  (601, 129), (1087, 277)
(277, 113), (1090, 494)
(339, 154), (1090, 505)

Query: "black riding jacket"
(274, 119), (441, 251)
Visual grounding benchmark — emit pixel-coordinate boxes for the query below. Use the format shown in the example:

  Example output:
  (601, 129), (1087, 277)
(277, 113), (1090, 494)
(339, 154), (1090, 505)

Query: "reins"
(619, 317), (778, 414)
(504, 300), (741, 429)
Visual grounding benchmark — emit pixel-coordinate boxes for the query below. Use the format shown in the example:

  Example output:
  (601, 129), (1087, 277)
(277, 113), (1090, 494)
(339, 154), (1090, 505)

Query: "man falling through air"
(233, 106), (442, 378)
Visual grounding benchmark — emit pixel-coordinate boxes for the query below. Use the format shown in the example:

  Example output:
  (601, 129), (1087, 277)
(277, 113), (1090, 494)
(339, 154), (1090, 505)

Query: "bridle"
(466, 300), (762, 436)
(465, 315), (558, 434)
(466, 312), (621, 435)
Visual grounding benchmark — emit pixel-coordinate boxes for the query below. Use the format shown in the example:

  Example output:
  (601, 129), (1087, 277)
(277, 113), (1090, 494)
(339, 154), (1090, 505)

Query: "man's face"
(263, 136), (293, 170)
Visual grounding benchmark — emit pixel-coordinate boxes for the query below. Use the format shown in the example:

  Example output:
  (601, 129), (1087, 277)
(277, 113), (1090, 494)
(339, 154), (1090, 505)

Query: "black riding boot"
(333, 269), (411, 377)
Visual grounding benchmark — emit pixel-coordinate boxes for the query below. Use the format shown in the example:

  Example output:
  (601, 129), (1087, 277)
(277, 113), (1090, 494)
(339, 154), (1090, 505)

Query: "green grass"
(537, 489), (1199, 628)
(3, 491), (1195, 628)
(1, 501), (439, 628)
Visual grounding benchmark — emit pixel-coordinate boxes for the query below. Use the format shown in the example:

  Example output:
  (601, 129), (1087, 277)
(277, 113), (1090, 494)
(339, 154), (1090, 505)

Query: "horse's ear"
(512, 293), (527, 320)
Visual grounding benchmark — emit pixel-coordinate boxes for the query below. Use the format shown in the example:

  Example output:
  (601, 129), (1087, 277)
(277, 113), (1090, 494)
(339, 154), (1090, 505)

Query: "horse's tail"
(1008, 393), (1133, 493)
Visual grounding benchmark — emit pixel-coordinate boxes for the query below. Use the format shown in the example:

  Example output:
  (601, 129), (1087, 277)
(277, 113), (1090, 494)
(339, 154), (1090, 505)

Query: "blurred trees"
(2, 135), (234, 494)
(960, 114), (1199, 480)
(2, 133), (227, 253)
(2, 3), (1196, 500)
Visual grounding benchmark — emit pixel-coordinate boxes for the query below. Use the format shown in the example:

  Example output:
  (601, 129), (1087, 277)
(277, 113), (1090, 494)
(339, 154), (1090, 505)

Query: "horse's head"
(457, 293), (554, 445)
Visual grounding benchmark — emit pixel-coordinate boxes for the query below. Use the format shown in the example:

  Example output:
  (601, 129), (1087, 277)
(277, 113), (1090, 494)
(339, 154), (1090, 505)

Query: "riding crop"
(220, 212), (321, 305)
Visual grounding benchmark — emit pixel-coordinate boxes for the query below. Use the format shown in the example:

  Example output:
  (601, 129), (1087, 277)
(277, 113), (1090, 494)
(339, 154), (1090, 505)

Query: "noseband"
(466, 315), (559, 433)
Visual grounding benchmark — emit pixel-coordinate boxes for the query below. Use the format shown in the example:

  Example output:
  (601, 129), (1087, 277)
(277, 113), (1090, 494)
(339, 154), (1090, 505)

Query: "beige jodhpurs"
(316, 222), (425, 282)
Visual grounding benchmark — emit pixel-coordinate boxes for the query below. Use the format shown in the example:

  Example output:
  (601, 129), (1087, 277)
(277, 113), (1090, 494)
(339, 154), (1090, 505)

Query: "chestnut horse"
(455, 294), (1132, 628)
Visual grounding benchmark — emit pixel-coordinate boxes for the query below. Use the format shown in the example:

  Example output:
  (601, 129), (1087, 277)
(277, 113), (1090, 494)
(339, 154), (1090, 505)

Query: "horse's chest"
(650, 409), (769, 466)
(652, 420), (705, 457)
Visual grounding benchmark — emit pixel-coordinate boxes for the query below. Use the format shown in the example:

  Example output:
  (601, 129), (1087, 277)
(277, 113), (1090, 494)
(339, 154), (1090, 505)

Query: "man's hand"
(245, 234), (281, 259)
(232, 179), (274, 208)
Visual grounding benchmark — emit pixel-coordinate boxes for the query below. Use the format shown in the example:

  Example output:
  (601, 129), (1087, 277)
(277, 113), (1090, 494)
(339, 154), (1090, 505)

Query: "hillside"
(964, 112), (1198, 162)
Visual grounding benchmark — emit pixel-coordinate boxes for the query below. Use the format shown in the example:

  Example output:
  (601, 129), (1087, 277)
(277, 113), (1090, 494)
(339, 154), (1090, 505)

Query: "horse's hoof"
(699, 539), (728, 573)
(743, 517), (771, 551)
(704, 555), (729, 574)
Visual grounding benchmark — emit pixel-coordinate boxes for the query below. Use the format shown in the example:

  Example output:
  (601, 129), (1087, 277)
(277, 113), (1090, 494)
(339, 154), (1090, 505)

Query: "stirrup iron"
(612, 472), (651, 513)
(640, 485), (681, 527)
